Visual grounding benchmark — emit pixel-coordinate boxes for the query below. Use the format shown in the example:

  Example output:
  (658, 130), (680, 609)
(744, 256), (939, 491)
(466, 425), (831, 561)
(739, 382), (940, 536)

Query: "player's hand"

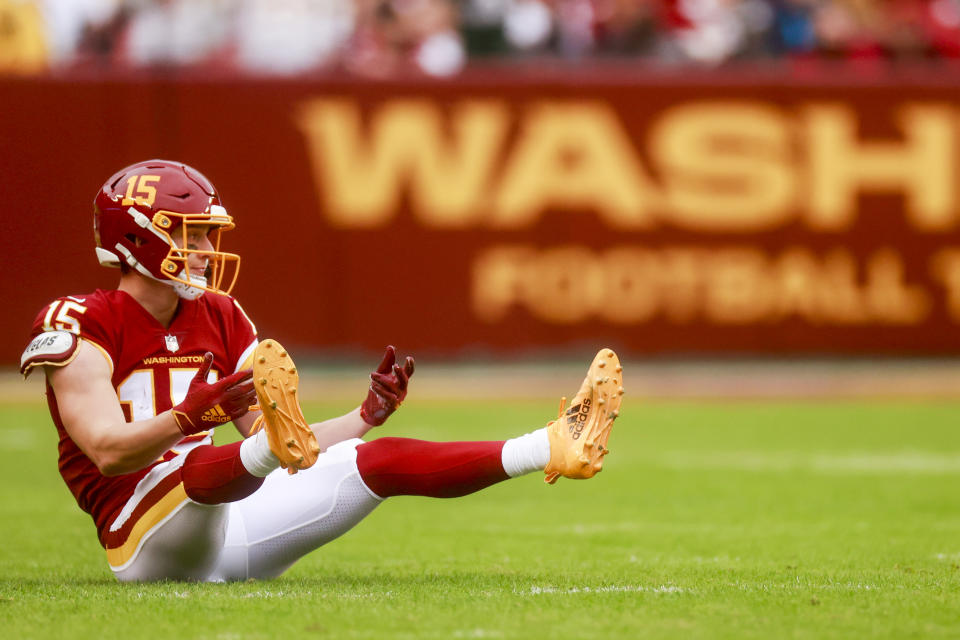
(360, 345), (415, 426)
(171, 352), (256, 435)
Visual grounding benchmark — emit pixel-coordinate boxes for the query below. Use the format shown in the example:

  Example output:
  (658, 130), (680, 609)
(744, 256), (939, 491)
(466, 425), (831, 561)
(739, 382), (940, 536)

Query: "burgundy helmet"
(93, 159), (239, 299)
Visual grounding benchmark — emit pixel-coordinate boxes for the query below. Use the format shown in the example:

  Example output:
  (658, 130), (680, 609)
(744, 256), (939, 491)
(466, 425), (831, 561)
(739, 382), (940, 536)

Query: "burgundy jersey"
(26, 289), (257, 546)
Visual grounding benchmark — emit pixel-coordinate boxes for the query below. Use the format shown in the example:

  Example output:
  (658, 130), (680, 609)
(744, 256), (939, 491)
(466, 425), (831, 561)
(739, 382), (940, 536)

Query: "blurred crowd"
(1, 0), (959, 77)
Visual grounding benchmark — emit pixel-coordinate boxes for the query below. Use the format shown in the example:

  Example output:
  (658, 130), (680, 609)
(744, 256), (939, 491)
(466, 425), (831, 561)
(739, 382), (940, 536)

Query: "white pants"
(110, 439), (383, 582)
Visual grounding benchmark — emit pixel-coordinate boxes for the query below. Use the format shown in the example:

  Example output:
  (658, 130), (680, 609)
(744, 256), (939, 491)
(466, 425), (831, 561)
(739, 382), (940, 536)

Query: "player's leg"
(205, 432), (539, 581)
(205, 425), (583, 581)
(205, 346), (623, 581)
(356, 347), (623, 494)
(355, 434), (533, 497)
(112, 434), (525, 582)
(106, 441), (269, 582)
(207, 437), (380, 581)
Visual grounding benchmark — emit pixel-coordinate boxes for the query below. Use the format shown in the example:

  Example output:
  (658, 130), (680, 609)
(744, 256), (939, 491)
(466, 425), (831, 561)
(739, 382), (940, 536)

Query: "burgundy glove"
(360, 345), (415, 426)
(171, 352), (256, 435)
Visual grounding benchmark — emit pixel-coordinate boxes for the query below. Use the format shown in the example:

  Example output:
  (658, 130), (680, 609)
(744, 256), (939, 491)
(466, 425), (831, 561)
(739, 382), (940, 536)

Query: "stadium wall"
(4, 68), (960, 363)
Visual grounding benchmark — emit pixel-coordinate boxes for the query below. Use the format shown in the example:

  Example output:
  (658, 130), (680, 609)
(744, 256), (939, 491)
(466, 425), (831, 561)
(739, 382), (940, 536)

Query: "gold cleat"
(249, 339), (320, 474)
(544, 348), (623, 484)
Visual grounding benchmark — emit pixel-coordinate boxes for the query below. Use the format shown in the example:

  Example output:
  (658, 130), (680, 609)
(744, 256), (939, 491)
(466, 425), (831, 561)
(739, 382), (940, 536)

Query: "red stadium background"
(4, 68), (960, 364)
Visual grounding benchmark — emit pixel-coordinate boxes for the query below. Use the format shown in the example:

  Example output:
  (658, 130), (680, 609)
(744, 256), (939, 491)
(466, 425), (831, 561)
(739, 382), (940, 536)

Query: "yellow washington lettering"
(296, 99), (508, 228)
(297, 98), (960, 232)
(492, 102), (658, 228)
(805, 104), (955, 231)
(142, 355), (206, 365)
(650, 102), (796, 231)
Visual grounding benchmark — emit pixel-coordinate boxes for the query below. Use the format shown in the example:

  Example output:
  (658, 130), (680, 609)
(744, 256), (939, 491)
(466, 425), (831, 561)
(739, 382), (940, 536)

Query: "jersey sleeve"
(24, 295), (118, 375)
(225, 297), (258, 373)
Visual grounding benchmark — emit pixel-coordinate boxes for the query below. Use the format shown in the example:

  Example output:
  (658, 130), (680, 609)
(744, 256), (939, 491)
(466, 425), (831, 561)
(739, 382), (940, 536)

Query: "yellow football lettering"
(472, 245), (931, 326)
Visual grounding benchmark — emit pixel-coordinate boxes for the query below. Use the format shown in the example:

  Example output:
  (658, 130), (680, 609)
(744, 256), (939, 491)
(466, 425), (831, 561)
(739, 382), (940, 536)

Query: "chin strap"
(170, 268), (208, 300)
(107, 242), (210, 299)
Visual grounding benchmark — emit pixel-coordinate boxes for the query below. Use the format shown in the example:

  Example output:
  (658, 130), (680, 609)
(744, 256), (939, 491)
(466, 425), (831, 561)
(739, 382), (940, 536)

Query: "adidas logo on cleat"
(544, 347), (623, 484)
(565, 399), (591, 440)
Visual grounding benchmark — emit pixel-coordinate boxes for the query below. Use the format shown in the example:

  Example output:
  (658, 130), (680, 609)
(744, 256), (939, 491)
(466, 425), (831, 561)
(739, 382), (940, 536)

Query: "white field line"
(658, 450), (960, 474)
(136, 581), (885, 601)
(516, 584), (688, 596)
(580, 522), (825, 535)
(135, 589), (398, 600)
(9, 358), (960, 401)
(452, 630), (504, 639)
(477, 517), (960, 536)
(726, 581), (879, 593)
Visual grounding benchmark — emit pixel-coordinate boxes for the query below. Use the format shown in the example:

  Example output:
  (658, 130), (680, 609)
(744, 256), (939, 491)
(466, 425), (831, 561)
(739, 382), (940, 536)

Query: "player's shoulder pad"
(20, 330), (79, 377)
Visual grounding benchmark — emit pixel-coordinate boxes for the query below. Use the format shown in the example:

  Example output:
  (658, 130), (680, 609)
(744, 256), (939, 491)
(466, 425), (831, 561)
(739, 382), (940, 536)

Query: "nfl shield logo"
(164, 335), (180, 353)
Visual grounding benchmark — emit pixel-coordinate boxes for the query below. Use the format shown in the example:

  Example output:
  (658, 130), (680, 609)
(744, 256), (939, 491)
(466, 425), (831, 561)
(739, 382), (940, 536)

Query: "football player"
(21, 159), (623, 582)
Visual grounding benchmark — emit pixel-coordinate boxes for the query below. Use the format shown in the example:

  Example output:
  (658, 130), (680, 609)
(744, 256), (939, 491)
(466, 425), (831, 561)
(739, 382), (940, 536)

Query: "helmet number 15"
(121, 175), (160, 207)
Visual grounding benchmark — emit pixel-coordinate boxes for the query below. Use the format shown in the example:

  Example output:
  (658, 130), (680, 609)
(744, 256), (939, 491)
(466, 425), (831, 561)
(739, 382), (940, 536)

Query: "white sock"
(501, 428), (550, 477)
(239, 429), (280, 477)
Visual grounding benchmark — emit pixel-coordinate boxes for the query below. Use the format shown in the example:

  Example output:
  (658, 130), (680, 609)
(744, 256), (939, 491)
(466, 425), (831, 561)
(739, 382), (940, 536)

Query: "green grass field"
(1, 394), (958, 639)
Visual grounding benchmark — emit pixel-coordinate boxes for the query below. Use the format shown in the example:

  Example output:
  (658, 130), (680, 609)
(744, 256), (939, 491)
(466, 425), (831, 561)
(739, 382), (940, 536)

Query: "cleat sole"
(252, 339), (321, 473)
(544, 347), (623, 483)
